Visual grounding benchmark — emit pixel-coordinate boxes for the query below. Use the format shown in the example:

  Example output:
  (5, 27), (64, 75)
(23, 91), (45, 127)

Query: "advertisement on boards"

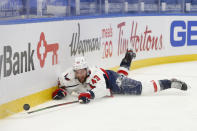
(1, 16), (197, 105)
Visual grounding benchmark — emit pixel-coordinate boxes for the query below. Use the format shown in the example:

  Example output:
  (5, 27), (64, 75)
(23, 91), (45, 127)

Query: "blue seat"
(80, 0), (96, 2)
(162, 0), (181, 4)
(138, 0), (159, 12)
(143, 0), (159, 4)
(191, 0), (197, 4)
(108, 0), (123, 3)
(125, 0), (139, 13)
(160, 0), (182, 13)
(70, 0), (98, 16)
(185, 0), (192, 3)
(47, 0), (68, 6)
(0, 0), (23, 17)
(126, 0), (139, 4)
(189, 0), (197, 12)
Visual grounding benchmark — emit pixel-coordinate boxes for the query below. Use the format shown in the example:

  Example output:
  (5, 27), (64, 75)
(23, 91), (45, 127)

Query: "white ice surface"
(0, 61), (197, 131)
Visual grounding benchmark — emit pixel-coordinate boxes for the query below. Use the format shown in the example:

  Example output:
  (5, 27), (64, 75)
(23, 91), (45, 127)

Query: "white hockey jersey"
(58, 66), (111, 99)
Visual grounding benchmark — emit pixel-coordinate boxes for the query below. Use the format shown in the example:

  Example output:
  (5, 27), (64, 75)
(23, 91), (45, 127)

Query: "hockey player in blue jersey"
(52, 50), (189, 104)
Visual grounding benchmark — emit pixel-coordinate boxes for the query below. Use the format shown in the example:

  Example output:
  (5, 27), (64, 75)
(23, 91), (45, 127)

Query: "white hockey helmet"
(73, 57), (88, 71)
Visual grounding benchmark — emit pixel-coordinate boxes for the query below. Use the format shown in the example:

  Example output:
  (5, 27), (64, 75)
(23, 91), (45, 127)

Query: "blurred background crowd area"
(0, 0), (197, 20)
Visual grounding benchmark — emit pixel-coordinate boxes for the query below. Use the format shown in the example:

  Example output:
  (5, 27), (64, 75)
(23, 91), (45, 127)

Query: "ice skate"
(124, 49), (136, 61)
(171, 78), (189, 91)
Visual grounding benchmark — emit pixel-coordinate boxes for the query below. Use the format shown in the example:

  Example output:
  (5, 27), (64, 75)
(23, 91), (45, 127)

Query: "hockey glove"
(52, 88), (67, 100)
(79, 96), (90, 104)
(78, 91), (95, 104)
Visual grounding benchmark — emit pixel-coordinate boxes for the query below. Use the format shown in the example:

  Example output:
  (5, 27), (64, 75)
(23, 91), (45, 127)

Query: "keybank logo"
(0, 32), (59, 79)
(37, 32), (59, 68)
(170, 20), (197, 47)
(0, 43), (35, 78)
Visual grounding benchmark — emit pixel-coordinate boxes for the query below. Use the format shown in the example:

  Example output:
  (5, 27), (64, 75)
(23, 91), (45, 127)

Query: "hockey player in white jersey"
(52, 50), (189, 104)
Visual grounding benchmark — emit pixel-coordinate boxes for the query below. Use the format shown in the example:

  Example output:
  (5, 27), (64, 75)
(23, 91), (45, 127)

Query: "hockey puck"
(23, 104), (30, 111)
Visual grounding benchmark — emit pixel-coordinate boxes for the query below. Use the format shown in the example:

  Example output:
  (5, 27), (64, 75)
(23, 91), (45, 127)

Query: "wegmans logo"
(69, 23), (101, 56)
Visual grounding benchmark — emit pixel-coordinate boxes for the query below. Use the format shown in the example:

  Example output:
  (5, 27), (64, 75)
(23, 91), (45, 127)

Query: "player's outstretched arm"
(52, 88), (67, 100)
(78, 90), (95, 104)
(78, 79), (111, 104)
(52, 77), (68, 100)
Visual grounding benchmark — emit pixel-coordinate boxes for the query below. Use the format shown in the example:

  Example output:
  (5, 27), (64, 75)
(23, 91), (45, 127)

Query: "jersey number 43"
(91, 75), (101, 84)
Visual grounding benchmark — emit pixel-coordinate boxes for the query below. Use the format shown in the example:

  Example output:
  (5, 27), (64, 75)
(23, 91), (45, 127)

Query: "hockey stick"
(27, 100), (79, 114)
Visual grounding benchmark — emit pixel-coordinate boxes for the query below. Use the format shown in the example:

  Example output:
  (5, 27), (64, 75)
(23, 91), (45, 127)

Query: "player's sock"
(159, 79), (188, 91)
(159, 79), (172, 90)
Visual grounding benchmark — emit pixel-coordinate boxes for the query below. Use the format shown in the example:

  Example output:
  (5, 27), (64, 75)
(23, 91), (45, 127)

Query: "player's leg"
(114, 76), (189, 95)
(118, 76), (142, 95)
(105, 70), (142, 95)
(141, 79), (189, 95)
(117, 49), (136, 76)
(109, 75), (142, 95)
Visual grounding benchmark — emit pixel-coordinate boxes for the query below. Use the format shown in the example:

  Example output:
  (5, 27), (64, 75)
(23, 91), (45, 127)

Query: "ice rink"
(0, 61), (197, 131)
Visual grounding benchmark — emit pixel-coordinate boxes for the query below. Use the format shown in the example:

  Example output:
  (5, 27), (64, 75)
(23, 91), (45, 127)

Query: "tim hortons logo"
(117, 21), (163, 56)
(37, 32), (59, 68)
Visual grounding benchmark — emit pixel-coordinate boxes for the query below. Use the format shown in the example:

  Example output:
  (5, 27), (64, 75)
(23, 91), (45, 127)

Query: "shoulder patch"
(64, 74), (70, 81)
